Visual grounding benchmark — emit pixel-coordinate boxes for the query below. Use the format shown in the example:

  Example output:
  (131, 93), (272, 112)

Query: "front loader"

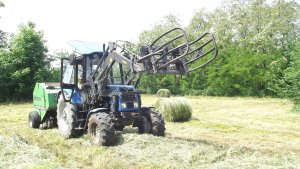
(28, 27), (218, 146)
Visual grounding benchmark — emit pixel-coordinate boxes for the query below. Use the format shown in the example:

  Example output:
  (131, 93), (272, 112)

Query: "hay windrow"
(0, 135), (59, 168)
(156, 89), (171, 98)
(155, 98), (192, 122)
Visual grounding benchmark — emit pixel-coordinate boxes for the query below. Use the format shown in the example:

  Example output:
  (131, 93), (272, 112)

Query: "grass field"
(0, 95), (300, 169)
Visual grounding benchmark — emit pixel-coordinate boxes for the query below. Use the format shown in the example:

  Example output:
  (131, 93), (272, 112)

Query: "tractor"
(28, 27), (218, 146)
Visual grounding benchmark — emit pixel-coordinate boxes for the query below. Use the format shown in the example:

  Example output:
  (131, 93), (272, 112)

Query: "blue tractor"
(56, 28), (218, 146)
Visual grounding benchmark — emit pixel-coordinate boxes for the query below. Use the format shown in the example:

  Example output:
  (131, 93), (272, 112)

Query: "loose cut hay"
(156, 89), (171, 98)
(155, 98), (192, 122)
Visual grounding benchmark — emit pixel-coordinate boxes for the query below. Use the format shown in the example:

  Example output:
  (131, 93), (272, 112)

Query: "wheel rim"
(91, 123), (100, 144)
(60, 107), (69, 132)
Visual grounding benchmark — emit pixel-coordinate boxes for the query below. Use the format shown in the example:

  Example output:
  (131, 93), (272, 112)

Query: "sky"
(0, 0), (221, 53)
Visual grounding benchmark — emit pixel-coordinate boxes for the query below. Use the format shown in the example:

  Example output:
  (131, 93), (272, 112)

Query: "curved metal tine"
(187, 34), (213, 56)
(154, 34), (184, 52)
(153, 29), (190, 70)
(153, 43), (187, 64)
(187, 47), (215, 64)
(156, 44), (189, 70)
(187, 51), (218, 72)
(186, 33), (218, 72)
(150, 27), (185, 47)
(138, 27), (189, 63)
(189, 32), (210, 46)
(138, 49), (160, 62)
(186, 32), (217, 64)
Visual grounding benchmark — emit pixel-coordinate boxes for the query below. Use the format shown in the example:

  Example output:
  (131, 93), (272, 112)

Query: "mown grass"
(0, 96), (300, 168)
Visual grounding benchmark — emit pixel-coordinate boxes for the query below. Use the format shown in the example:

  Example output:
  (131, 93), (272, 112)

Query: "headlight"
(134, 102), (138, 108)
(121, 103), (126, 109)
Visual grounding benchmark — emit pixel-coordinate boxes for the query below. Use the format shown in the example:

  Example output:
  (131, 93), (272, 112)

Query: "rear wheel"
(28, 111), (41, 129)
(57, 95), (81, 138)
(88, 113), (116, 146)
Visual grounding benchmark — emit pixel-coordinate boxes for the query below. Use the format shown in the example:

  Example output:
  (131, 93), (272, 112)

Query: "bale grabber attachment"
(138, 27), (218, 74)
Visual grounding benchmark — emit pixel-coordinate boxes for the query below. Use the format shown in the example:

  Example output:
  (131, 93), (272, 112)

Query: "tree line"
(0, 0), (299, 107)
(138, 0), (300, 104)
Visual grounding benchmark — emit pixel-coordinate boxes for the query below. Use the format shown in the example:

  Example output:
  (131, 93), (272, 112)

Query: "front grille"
(127, 103), (134, 108)
(121, 94), (137, 102)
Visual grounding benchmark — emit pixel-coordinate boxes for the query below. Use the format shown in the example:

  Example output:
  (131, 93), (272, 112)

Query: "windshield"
(109, 63), (122, 85)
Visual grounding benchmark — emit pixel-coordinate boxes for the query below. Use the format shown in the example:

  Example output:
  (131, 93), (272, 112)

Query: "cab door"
(60, 58), (78, 102)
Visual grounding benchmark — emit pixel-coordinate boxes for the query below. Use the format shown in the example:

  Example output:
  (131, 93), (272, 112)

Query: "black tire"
(150, 110), (165, 136)
(57, 94), (80, 138)
(137, 116), (152, 134)
(88, 113), (116, 146)
(142, 109), (165, 136)
(28, 111), (41, 129)
(114, 124), (125, 131)
(41, 116), (57, 129)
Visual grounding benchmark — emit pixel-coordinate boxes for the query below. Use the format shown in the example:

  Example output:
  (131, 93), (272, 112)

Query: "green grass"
(0, 96), (300, 168)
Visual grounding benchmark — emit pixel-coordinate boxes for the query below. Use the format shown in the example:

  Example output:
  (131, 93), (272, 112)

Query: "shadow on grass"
(122, 127), (139, 134)
(114, 131), (125, 146)
(169, 135), (217, 146)
(113, 127), (139, 146)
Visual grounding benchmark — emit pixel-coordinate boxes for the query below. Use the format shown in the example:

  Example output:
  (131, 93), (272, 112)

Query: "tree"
(0, 22), (50, 100)
(0, 1), (6, 47)
(48, 49), (72, 82)
(185, 0), (300, 96)
(0, 1), (4, 19)
(271, 41), (300, 109)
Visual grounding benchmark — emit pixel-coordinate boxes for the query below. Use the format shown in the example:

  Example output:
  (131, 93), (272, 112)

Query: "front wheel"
(149, 110), (165, 136)
(142, 109), (165, 136)
(88, 113), (116, 146)
(137, 116), (152, 134)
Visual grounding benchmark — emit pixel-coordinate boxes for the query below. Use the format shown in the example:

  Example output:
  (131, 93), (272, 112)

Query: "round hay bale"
(156, 89), (171, 98)
(155, 98), (192, 122)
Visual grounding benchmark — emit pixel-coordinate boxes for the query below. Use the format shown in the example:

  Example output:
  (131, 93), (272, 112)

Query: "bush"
(156, 89), (171, 98)
(155, 98), (192, 122)
(270, 42), (300, 110)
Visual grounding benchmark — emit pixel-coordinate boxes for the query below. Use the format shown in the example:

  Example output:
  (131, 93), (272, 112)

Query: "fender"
(84, 108), (108, 130)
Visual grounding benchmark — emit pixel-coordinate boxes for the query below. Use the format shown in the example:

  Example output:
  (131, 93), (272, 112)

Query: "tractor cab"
(60, 41), (104, 103)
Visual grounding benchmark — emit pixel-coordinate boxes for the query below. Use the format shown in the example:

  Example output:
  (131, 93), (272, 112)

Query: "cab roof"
(68, 40), (104, 56)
